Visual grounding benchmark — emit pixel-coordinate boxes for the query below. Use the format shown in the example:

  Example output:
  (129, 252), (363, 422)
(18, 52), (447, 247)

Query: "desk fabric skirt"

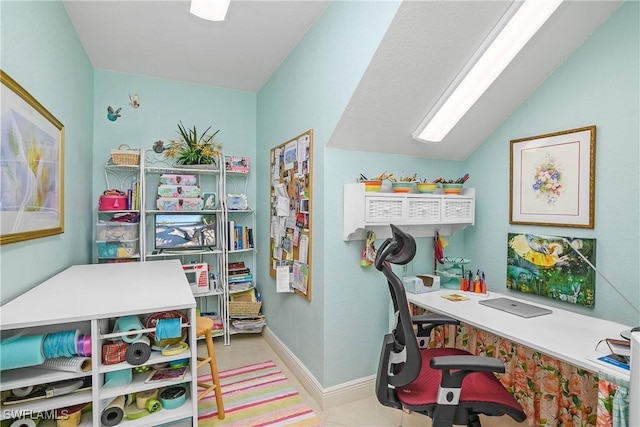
(425, 320), (628, 427)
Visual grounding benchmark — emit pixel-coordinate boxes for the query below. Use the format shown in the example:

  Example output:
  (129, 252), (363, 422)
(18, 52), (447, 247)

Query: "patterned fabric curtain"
(427, 322), (614, 426)
(597, 371), (629, 427)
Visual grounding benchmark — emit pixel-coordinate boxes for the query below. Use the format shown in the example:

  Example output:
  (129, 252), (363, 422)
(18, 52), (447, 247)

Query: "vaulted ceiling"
(64, 0), (622, 160)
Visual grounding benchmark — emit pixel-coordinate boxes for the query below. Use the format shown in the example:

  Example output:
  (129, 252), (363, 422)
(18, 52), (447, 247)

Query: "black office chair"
(374, 224), (526, 427)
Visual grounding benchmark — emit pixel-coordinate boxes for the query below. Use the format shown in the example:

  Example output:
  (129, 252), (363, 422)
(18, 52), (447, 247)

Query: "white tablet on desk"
(479, 297), (553, 318)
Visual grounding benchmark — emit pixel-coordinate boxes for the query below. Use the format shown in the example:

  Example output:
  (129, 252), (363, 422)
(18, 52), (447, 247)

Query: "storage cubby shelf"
(0, 260), (198, 425)
(343, 183), (475, 240)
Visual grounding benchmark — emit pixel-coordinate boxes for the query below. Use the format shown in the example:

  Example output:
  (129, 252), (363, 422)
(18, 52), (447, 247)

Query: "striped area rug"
(198, 360), (323, 426)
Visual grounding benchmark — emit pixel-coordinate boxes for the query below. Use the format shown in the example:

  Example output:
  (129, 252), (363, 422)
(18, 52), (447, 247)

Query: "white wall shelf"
(343, 183), (475, 240)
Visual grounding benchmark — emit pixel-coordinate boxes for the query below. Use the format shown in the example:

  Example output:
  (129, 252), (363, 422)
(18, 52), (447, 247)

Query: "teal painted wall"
(91, 70), (257, 213)
(256, 1), (403, 386)
(324, 150), (464, 386)
(0, 1), (94, 304)
(464, 0), (639, 326)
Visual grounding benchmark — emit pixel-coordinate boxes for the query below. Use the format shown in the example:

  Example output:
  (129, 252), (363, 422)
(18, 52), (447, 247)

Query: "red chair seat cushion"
(397, 347), (523, 417)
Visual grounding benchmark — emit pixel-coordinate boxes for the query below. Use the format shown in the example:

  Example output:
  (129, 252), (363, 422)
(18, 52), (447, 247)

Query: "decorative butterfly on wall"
(107, 106), (121, 121)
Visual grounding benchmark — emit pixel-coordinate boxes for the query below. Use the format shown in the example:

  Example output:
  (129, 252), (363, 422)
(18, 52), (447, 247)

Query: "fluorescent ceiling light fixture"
(190, 0), (231, 21)
(414, 0), (563, 143)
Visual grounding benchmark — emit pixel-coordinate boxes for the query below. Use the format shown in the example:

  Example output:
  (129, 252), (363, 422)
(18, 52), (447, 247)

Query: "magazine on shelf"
(145, 366), (188, 383)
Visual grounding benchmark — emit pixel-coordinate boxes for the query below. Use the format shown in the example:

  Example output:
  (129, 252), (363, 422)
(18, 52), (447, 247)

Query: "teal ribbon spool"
(155, 318), (181, 341)
(159, 386), (187, 409)
(115, 316), (144, 343)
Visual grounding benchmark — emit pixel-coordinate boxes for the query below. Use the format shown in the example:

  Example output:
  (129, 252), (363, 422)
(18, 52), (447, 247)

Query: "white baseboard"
(263, 326), (376, 410)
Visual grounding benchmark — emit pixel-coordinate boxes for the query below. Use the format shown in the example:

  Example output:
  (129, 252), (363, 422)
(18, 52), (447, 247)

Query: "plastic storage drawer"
(97, 239), (139, 258)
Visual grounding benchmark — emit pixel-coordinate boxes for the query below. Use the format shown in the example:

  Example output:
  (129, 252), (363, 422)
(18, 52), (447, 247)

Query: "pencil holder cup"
(362, 180), (382, 192)
(442, 183), (463, 194)
(391, 182), (414, 193)
(416, 182), (438, 193)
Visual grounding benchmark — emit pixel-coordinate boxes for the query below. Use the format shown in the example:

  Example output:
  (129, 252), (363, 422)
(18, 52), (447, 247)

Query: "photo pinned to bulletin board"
(269, 130), (313, 301)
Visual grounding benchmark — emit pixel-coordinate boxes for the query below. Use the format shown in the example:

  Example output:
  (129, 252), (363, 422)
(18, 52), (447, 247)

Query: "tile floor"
(200, 334), (525, 427)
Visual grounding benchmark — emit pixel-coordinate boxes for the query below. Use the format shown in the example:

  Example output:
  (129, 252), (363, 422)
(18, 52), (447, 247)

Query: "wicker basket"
(111, 145), (140, 165)
(229, 301), (262, 317)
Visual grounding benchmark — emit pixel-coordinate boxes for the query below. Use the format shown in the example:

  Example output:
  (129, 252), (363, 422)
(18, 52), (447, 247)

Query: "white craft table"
(406, 289), (631, 381)
(0, 260), (197, 426)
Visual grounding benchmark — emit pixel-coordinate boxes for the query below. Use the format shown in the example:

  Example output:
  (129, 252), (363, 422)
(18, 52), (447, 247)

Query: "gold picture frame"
(1, 70), (65, 244)
(510, 125), (595, 228)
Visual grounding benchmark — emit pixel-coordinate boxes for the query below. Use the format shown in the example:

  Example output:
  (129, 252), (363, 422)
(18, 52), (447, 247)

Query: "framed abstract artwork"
(510, 125), (595, 228)
(1, 70), (64, 244)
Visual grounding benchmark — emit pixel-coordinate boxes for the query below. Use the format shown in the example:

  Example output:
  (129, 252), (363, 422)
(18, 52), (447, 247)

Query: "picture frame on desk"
(1, 71), (65, 244)
(509, 125), (595, 228)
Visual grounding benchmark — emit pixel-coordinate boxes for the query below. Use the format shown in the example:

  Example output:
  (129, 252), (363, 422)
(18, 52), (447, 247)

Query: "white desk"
(406, 289), (631, 381)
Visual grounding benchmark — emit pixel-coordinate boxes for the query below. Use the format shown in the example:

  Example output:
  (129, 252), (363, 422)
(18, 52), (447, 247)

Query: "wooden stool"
(195, 316), (225, 419)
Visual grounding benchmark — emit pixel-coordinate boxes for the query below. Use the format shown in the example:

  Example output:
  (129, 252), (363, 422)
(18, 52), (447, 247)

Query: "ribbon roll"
(104, 369), (132, 388)
(133, 365), (151, 374)
(76, 334), (92, 357)
(114, 316), (144, 343)
(43, 330), (79, 358)
(39, 356), (92, 373)
(146, 398), (161, 413)
(155, 318), (181, 341)
(55, 403), (85, 427)
(83, 335), (92, 356)
(159, 386), (187, 410)
(168, 358), (189, 368)
(75, 335), (83, 356)
(125, 336), (151, 366)
(11, 386), (34, 397)
(135, 388), (158, 410)
(123, 402), (152, 420)
(101, 395), (125, 426)
(161, 341), (189, 357)
(0, 334), (46, 370)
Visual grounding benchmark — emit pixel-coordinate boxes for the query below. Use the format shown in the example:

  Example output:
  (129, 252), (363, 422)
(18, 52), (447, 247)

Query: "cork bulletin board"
(269, 130), (313, 300)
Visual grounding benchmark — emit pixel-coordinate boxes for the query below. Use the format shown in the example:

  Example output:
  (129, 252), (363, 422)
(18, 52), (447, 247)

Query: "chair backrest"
(374, 224), (422, 387)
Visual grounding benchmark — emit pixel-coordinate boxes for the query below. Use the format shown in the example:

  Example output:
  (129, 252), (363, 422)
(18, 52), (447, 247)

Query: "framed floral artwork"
(510, 125), (595, 228)
(1, 70), (65, 244)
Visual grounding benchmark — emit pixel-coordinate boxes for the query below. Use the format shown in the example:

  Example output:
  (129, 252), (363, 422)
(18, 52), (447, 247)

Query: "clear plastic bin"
(96, 221), (139, 241)
(97, 239), (139, 258)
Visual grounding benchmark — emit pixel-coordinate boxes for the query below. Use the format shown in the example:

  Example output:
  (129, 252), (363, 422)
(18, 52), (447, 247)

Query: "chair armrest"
(430, 355), (505, 373)
(431, 355), (505, 389)
(412, 313), (460, 326)
(412, 314), (459, 342)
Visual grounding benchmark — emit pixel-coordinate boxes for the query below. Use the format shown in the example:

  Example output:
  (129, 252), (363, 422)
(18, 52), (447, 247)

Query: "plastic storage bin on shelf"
(97, 239), (139, 258)
(96, 221), (139, 241)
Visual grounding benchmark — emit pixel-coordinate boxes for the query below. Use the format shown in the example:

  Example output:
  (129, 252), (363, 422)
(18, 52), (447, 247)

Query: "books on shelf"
(226, 221), (254, 250)
(228, 261), (246, 270)
(126, 179), (140, 211)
